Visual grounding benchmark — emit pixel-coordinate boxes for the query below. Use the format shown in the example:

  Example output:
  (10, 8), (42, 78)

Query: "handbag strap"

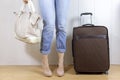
(20, 0), (35, 13)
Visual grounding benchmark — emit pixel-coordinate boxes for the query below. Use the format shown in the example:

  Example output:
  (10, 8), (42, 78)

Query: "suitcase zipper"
(76, 35), (107, 40)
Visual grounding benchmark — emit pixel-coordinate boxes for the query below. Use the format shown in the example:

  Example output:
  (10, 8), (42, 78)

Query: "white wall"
(0, 0), (120, 65)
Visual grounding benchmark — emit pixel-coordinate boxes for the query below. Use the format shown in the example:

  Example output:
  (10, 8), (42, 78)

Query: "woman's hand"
(23, 0), (28, 4)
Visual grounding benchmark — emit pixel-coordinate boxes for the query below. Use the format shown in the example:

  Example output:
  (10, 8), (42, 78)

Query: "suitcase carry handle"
(82, 24), (94, 27)
(80, 12), (93, 26)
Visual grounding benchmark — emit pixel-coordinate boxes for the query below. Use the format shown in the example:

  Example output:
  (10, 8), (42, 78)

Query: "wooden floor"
(0, 65), (120, 80)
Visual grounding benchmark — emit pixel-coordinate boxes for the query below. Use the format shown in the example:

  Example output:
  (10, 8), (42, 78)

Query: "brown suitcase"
(72, 13), (110, 74)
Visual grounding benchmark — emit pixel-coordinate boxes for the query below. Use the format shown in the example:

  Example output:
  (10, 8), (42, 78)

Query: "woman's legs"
(42, 55), (52, 77)
(39, 0), (55, 77)
(55, 0), (69, 76)
(39, 0), (55, 54)
(39, 0), (69, 77)
(56, 53), (64, 76)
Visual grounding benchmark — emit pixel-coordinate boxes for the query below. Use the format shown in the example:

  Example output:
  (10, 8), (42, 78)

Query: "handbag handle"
(14, 0), (35, 16)
(20, 0), (35, 13)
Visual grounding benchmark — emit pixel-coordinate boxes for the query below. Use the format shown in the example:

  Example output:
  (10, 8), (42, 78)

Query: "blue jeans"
(39, 0), (69, 54)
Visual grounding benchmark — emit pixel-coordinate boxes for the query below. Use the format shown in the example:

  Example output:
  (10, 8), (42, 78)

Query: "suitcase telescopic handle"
(80, 12), (94, 26)
(80, 12), (93, 16)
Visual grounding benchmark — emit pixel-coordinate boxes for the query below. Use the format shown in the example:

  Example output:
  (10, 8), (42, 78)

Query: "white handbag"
(14, 0), (43, 44)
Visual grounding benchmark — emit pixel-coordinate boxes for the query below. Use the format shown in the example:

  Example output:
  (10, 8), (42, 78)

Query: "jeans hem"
(56, 49), (66, 53)
(40, 50), (50, 55)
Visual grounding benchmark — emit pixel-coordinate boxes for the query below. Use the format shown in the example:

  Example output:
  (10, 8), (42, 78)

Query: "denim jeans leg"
(39, 0), (55, 54)
(55, 0), (70, 53)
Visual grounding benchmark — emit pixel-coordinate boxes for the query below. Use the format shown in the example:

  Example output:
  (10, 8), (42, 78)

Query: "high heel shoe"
(56, 68), (64, 77)
(43, 70), (52, 77)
